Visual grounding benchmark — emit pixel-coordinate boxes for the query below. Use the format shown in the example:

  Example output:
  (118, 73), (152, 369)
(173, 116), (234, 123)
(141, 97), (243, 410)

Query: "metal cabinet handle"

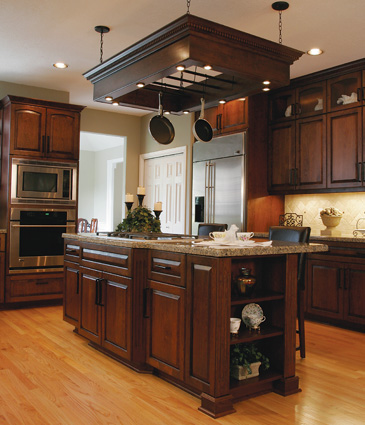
(76, 270), (79, 295)
(95, 278), (100, 305)
(358, 162), (362, 182)
(36, 280), (48, 285)
(143, 288), (151, 318)
(357, 88), (362, 102)
(98, 279), (104, 306)
(155, 264), (172, 270)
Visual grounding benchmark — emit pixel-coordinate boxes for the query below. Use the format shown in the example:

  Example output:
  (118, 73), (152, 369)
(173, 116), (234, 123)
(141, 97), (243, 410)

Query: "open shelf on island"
(230, 325), (283, 344)
(231, 291), (284, 306)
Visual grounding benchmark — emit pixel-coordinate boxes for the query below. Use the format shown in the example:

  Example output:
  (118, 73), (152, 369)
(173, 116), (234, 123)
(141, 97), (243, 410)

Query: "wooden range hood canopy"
(84, 14), (303, 114)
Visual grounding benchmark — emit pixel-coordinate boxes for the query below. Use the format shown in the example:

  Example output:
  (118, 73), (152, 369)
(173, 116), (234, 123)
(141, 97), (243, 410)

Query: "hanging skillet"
(193, 98), (213, 143)
(149, 92), (175, 145)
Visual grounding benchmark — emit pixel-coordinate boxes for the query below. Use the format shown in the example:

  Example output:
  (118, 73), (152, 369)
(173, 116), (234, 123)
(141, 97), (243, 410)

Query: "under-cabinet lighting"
(219, 99), (226, 104)
(105, 96), (113, 101)
(262, 87), (270, 92)
(136, 82), (145, 88)
(176, 65), (185, 71)
(307, 48), (323, 56)
(263, 80), (271, 85)
(53, 62), (68, 69)
(183, 110), (189, 114)
(238, 97), (246, 101)
(204, 65), (212, 70)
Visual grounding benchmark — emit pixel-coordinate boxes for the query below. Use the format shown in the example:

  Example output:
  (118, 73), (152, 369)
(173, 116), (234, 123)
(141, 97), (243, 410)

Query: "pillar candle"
(154, 202), (162, 211)
(137, 186), (145, 195)
(125, 193), (134, 202)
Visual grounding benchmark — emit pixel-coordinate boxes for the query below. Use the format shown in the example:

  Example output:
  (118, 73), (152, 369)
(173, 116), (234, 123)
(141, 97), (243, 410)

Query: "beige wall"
(80, 109), (142, 198)
(0, 81), (69, 103)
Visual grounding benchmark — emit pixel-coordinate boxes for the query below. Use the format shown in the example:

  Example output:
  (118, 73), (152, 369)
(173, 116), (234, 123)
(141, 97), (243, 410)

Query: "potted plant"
(116, 206), (161, 233)
(230, 343), (270, 380)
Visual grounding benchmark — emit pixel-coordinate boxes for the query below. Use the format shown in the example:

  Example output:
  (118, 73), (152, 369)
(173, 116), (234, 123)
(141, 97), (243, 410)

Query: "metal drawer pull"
(36, 281), (49, 285)
(155, 264), (172, 270)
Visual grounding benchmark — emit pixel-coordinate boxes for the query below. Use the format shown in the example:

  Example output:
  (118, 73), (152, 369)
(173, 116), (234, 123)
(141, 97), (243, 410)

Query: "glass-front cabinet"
(269, 82), (326, 122)
(327, 71), (363, 112)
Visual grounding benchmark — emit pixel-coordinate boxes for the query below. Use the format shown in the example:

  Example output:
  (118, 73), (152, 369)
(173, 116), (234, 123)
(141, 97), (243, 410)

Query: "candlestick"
(125, 201), (134, 212)
(137, 194), (145, 207)
(154, 210), (162, 220)
(137, 186), (145, 195)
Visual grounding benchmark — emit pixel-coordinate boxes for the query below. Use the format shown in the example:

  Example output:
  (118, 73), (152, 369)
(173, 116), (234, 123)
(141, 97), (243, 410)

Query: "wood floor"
(0, 306), (364, 425)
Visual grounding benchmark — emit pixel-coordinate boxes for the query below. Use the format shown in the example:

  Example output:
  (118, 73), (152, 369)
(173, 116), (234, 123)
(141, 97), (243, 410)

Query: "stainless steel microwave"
(11, 158), (77, 205)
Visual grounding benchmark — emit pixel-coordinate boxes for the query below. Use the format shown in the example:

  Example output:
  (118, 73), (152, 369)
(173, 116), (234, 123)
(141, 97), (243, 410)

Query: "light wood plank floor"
(0, 306), (364, 425)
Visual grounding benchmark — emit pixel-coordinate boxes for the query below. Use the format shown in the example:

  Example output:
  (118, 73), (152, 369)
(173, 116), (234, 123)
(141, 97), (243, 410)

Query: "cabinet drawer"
(81, 244), (132, 277)
(6, 275), (63, 302)
(148, 250), (186, 287)
(0, 234), (5, 252)
(64, 242), (81, 262)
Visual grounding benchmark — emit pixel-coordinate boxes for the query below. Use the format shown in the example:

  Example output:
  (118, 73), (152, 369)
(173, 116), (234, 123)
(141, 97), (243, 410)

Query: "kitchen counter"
(63, 232), (328, 257)
(254, 231), (365, 244)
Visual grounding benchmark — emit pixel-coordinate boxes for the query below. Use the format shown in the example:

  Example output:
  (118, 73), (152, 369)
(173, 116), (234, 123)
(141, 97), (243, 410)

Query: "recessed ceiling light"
(263, 80), (271, 85)
(136, 82), (145, 88)
(165, 111), (170, 115)
(238, 97), (246, 101)
(105, 96), (113, 101)
(176, 65), (185, 71)
(263, 87), (270, 92)
(204, 65), (212, 70)
(183, 110), (189, 114)
(219, 99), (226, 104)
(307, 48), (323, 56)
(112, 102), (119, 106)
(53, 62), (68, 69)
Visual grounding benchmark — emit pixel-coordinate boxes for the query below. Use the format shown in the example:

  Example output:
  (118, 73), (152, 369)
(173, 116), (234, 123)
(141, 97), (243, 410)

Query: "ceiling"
(1, 0), (364, 117)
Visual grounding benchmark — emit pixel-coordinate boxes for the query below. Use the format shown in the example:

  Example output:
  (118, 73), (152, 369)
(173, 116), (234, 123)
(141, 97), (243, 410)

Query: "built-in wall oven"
(9, 208), (76, 272)
(11, 158), (77, 205)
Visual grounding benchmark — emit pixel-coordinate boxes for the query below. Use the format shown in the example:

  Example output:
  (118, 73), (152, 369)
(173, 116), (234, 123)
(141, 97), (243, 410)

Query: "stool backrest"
(269, 226), (311, 290)
(197, 223), (228, 237)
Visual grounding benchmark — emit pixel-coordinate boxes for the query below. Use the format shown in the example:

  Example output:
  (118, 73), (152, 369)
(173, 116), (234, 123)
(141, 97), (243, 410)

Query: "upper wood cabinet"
(269, 81), (326, 123)
(200, 98), (248, 137)
(327, 71), (364, 112)
(1, 95), (84, 160)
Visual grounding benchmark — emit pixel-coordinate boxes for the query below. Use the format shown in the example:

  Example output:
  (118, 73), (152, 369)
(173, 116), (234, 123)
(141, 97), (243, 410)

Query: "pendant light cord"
(186, 0), (191, 14)
(100, 31), (104, 63)
(278, 10), (283, 44)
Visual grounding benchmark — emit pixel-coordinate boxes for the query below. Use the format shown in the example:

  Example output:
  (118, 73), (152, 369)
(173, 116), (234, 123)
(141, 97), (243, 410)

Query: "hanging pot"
(193, 98), (213, 142)
(149, 92), (175, 145)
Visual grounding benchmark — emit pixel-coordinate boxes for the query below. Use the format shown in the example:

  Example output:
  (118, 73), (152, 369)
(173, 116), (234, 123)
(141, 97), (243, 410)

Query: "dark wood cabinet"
(327, 71), (363, 112)
(1, 95), (84, 160)
(200, 98), (248, 137)
(0, 234), (5, 304)
(306, 240), (365, 330)
(63, 261), (80, 327)
(269, 115), (326, 192)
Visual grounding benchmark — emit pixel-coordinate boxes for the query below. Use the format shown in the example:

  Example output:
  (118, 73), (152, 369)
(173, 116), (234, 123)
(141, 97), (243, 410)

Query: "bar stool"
(269, 225), (311, 358)
(77, 218), (88, 233)
(197, 223), (228, 238)
(90, 218), (98, 233)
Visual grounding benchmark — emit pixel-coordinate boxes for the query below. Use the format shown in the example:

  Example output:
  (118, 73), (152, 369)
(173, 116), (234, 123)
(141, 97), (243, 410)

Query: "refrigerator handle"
(211, 162), (216, 222)
(205, 162), (209, 222)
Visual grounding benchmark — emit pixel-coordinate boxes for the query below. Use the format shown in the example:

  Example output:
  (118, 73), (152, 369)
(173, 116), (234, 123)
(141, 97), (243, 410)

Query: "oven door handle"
(10, 224), (75, 228)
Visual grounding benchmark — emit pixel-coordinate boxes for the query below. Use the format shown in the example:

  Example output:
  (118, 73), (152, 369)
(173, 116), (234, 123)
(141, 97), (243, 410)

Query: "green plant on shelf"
(230, 343), (270, 374)
(116, 206), (161, 233)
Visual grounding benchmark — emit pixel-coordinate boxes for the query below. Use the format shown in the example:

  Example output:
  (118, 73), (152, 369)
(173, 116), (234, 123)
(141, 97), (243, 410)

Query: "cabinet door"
(79, 267), (102, 344)
(269, 88), (296, 122)
(344, 265), (365, 325)
(46, 109), (80, 160)
(63, 262), (80, 327)
(268, 122), (296, 192)
(0, 252), (5, 304)
(327, 71), (362, 112)
(296, 115), (326, 190)
(221, 98), (248, 134)
(102, 273), (132, 360)
(327, 109), (363, 188)
(10, 104), (46, 157)
(145, 279), (185, 380)
(296, 81), (326, 118)
(307, 259), (344, 320)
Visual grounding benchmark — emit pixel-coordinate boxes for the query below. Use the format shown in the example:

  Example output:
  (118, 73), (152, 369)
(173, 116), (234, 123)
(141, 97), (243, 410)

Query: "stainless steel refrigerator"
(192, 132), (247, 235)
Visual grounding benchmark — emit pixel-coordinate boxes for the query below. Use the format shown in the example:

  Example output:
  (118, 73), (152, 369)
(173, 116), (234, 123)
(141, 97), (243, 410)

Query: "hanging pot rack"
(84, 13), (303, 114)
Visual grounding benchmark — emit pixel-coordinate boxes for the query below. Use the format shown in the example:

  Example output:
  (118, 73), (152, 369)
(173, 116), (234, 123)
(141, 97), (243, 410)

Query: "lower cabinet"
(307, 258), (365, 327)
(145, 279), (185, 380)
(63, 261), (80, 326)
(0, 233), (5, 304)
(79, 266), (132, 360)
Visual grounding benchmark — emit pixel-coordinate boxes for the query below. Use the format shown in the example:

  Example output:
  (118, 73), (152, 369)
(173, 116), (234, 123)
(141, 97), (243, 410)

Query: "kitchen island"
(62, 233), (327, 418)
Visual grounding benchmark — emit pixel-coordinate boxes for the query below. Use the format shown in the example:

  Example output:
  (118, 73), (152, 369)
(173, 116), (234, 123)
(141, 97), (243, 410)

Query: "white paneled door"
(141, 149), (186, 234)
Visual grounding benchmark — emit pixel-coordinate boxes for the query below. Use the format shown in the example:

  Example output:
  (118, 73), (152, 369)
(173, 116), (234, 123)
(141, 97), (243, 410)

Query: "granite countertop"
(63, 233), (328, 258)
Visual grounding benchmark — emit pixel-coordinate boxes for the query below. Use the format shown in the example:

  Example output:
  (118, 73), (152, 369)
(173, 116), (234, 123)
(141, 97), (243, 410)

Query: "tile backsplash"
(285, 193), (365, 236)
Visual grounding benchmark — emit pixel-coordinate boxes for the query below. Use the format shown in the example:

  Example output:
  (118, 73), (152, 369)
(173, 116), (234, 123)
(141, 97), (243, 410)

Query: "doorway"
(79, 132), (126, 232)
